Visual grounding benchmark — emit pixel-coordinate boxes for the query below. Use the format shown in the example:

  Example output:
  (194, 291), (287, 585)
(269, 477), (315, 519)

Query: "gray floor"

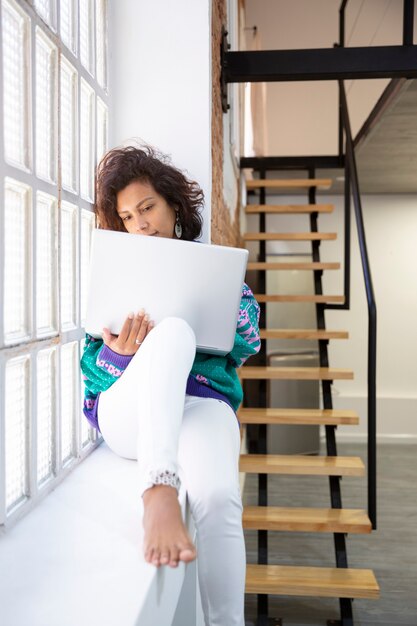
(243, 442), (417, 626)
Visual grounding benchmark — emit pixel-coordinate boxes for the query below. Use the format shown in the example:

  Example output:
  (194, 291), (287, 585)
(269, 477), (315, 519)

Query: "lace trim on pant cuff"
(147, 469), (181, 491)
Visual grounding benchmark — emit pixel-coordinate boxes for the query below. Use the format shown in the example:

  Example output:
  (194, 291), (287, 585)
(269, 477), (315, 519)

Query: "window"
(0, 0), (109, 530)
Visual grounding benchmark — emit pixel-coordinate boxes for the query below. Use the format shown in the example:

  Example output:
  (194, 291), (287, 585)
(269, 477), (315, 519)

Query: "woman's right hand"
(102, 310), (154, 356)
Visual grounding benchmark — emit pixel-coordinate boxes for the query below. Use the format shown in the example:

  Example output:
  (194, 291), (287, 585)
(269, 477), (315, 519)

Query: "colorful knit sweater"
(80, 282), (261, 434)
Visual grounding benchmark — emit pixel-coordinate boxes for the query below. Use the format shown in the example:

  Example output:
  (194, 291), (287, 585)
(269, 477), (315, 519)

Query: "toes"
(160, 551), (170, 565)
(169, 547), (180, 568)
(146, 547), (161, 567)
(178, 545), (197, 563)
(144, 547), (154, 564)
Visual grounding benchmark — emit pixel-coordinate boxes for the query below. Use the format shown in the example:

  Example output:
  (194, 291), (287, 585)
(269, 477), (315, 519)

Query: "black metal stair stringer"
(308, 170), (353, 626)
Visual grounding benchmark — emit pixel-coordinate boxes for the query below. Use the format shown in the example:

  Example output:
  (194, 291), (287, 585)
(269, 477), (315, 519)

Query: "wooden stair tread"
(239, 454), (365, 477)
(246, 179), (332, 190)
(237, 408), (359, 426)
(247, 261), (340, 271)
(245, 564), (379, 599)
(254, 294), (345, 303)
(244, 232), (337, 241)
(239, 367), (353, 380)
(243, 506), (371, 533)
(245, 204), (334, 214)
(260, 329), (348, 340)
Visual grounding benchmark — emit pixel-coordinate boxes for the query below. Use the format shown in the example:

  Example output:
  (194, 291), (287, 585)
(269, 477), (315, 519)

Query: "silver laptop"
(85, 229), (249, 355)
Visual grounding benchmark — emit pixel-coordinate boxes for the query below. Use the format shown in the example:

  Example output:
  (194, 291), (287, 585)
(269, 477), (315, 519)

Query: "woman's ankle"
(142, 483), (178, 504)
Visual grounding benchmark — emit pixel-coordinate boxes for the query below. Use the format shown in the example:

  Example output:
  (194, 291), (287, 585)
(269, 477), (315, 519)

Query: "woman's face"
(116, 180), (177, 238)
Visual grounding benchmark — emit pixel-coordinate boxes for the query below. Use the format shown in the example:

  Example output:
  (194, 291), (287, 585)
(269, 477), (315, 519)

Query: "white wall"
(323, 194), (417, 441)
(108, 0), (212, 242)
(246, 193), (417, 440)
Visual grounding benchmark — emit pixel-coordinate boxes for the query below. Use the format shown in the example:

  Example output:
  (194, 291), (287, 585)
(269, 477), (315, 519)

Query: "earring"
(175, 211), (183, 238)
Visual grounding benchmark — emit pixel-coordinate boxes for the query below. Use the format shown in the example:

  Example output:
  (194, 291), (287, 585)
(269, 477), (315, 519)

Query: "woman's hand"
(102, 310), (154, 356)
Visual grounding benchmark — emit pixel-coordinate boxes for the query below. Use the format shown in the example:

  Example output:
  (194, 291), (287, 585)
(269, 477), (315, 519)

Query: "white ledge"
(0, 442), (203, 626)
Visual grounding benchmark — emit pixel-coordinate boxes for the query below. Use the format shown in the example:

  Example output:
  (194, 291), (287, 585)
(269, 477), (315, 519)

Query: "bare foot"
(142, 484), (197, 568)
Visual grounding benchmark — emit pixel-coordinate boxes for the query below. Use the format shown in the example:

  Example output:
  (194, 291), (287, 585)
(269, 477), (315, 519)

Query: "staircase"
(239, 176), (379, 625)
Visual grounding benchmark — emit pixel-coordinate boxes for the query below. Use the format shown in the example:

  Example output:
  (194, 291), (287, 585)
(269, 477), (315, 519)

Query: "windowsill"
(0, 442), (202, 626)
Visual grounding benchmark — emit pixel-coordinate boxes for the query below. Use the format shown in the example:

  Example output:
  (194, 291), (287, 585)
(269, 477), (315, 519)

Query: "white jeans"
(97, 317), (246, 626)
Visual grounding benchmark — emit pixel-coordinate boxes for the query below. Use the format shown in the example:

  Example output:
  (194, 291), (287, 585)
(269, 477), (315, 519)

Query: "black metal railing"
(338, 79), (377, 529)
(335, 0), (378, 531)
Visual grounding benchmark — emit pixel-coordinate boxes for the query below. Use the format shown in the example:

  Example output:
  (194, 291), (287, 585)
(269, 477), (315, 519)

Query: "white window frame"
(0, 0), (109, 531)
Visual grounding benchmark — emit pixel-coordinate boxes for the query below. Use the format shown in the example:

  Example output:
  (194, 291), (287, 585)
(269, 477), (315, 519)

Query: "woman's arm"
(81, 312), (152, 395)
(80, 333), (134, 393)
(227, 283), (261, 368)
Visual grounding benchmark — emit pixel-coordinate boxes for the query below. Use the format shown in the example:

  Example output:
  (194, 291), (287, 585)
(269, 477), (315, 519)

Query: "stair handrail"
(338, 79), (377, 529)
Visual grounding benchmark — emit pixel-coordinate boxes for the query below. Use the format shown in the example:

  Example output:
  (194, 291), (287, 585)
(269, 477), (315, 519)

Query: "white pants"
(97, 317), (246, 626)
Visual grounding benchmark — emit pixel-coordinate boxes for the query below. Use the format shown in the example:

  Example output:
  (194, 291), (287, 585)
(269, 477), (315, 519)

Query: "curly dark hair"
(94, 144), (204, 241)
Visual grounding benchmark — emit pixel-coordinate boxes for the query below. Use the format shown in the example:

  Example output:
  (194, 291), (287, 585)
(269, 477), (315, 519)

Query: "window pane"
(36, 192), (58, 335)
(34, 0), (57, 30)
(60, 57), (78, 192)
(60, 342), (77, 463)
(95, 0), (106, 87)
(60, 201), (77, 330)
(5, 356), (30, 512)
(2, 0), (30, 168)
(37, 347), (56, 486)
(80, 78), (94, 200)
(4, 179), (31, 344)
(80, 209), (94, 325)
(60, 0), (76, 54)
(36, 30), (57, 183)
(96, 97), (108, 164)
(80, 0), (94, 75)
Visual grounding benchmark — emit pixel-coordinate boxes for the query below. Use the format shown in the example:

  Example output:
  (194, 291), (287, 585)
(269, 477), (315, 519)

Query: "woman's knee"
(155, 316), (196, 345)
(159, 316), (194, 335)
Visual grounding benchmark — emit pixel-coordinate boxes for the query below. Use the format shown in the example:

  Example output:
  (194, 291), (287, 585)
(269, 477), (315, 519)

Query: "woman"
(80, 144), (260, 626)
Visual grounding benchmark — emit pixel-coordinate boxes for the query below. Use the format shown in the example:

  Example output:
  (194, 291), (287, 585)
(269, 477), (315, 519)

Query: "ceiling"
(310, 78), (417, 195)
(353, 78), (417, 194)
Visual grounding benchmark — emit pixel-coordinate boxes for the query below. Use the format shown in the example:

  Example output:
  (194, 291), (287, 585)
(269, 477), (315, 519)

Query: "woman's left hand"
(102, 310), (154, 355)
